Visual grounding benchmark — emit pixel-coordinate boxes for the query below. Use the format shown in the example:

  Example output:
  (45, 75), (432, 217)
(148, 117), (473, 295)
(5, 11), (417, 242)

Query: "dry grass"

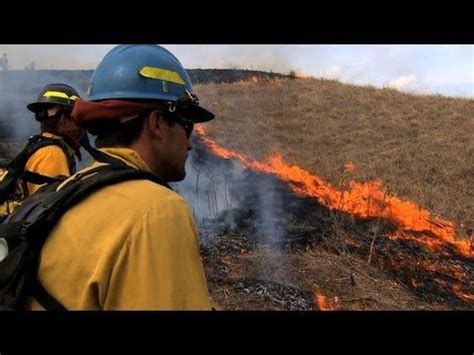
(205, 248), (441, 310)
(196, 78), (474, 235)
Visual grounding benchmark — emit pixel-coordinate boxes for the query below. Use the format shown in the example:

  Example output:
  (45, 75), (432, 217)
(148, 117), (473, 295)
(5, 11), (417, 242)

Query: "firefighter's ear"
(58, 114), (69, 127)
(146, 110), (166, 139)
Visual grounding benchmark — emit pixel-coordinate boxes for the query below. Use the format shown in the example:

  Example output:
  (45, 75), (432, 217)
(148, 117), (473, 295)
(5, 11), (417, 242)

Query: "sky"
(0, 45), (472, 98)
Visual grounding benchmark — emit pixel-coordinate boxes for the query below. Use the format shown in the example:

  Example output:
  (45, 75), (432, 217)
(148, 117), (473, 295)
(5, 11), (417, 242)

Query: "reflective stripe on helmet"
(139, 66), (186, 85)
(43, 91), (80, 101)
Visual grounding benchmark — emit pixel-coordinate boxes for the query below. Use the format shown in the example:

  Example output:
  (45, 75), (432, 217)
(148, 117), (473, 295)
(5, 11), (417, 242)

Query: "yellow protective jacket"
(0, 133), (74, 217)
(24, 132), (74, 194)
(26, 147), (212, 310)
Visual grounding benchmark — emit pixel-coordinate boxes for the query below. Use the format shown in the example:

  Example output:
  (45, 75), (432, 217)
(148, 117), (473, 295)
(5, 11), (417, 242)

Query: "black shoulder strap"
(22, 135), (77, 199)
(44, 164), (170, 224)
(1, 135), (73, 192)
(22, 171), (62, 185)
(32, 282), (67, 311)
(48, 136), (76, 175)
(23, 135), (77, 176)
(12, 135), (65, 173)
(0, 136), (55, 204)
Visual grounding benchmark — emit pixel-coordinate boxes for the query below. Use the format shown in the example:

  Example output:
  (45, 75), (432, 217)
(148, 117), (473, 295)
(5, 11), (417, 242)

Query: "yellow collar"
(41, 132), (62, 140)
(97, 147), (151, 172)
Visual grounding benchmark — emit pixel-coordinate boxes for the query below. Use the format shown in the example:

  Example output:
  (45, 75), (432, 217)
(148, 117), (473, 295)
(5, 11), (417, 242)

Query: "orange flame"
(315, 294), (330, 310)
(295, 72), (309, 80)
(312, 286), (340, 310)
(235, 75), (284, 84)
(195, 125), (473, 259)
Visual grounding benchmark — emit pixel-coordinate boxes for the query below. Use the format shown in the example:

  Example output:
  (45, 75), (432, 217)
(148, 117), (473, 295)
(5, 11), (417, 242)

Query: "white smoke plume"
(387, 74), (418, 91)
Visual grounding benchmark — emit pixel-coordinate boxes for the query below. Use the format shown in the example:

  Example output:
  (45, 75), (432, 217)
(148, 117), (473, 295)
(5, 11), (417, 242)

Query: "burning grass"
(196, 78), (474, 235)
(189, 135), (473, 310)
(188, 77), (473, 308)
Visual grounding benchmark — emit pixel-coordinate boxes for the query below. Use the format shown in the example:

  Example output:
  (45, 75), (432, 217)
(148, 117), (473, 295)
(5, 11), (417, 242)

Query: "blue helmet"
(87, 45), (214, 123)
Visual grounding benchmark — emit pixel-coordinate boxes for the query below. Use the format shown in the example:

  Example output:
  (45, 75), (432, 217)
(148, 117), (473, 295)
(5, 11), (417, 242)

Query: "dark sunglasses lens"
(184, 122), (194, 138)
(176, 117), (193, 138)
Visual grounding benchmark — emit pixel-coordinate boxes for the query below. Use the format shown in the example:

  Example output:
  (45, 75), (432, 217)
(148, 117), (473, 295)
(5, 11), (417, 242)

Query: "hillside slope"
(196, 78), (474, 235)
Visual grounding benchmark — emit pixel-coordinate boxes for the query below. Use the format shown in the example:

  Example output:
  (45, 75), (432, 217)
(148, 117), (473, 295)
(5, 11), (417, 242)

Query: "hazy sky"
(1, 45), (472, 98)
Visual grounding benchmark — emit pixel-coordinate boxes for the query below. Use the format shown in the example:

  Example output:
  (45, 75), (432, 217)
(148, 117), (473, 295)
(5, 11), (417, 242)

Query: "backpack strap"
(0, 135), (76, 204)
(0, 221), (25, 239)
(22, 135), (76, 198)
(16, 135), (71, 173)
(49, 135), (77, 175)
(31, 282), (67, 311)
(22, 171), (63, 185)
(22, 134), (77, 179)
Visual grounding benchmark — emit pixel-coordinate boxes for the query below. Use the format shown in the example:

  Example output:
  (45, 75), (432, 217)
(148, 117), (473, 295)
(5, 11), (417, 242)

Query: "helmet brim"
(180, 103), (215, 123)
(27, 100), (74, 113)
(27, 102), (52, 113)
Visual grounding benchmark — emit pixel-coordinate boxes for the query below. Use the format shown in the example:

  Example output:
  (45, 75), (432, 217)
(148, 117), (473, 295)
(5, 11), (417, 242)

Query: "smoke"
(255, 177), (285, 249)
(0, 45), (113, 70)
(172, 139), (249, 240)
(324, 65), (343, 79)
(0, 70), (92, 139)
(387, 74), (419, 91)
(0, 45), (311, 74)
(173, 137), (288, 255)
(159, 45), (337, 78)
(173, 137), (292, 284)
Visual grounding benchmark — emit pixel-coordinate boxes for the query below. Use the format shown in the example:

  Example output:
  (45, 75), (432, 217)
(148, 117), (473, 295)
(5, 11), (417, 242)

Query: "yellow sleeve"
(24, 145), (72, 194)
(103, 197), (212, 310)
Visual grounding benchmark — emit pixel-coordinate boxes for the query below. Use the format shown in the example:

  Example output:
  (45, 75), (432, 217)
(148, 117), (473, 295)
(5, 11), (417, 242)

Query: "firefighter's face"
(149, 111), (193, 182)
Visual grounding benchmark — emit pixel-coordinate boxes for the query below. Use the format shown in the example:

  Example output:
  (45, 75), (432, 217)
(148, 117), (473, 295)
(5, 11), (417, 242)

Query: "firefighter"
(0, 83), (84, 216)
(23, 83), (85, 194)
(26, 45), (215, 310)
(0, 83), (84, 262)
(0, 51), (7, 71)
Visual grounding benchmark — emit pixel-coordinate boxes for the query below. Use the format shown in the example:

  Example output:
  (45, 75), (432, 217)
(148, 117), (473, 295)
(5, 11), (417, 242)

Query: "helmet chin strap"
(60, 133), (84, 160)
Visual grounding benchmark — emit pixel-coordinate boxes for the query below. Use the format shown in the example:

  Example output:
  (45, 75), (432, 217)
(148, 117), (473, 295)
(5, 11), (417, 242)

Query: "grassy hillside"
(196, 78), (474, 236)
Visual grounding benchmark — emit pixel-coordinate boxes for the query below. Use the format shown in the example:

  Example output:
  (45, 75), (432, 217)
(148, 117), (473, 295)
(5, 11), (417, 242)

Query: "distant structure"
(25, 61), (36, 70)
(0, 51), (8, 71)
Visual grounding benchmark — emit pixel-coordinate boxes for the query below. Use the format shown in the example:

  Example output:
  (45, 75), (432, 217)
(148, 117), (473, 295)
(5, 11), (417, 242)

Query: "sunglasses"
(174, 116), (194, 139)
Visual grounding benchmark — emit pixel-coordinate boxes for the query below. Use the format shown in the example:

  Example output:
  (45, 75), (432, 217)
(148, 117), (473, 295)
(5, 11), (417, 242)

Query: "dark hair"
(91, 113), (148, 148)
(39, 116), (60, 133)
(89, 100), (182, 149)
